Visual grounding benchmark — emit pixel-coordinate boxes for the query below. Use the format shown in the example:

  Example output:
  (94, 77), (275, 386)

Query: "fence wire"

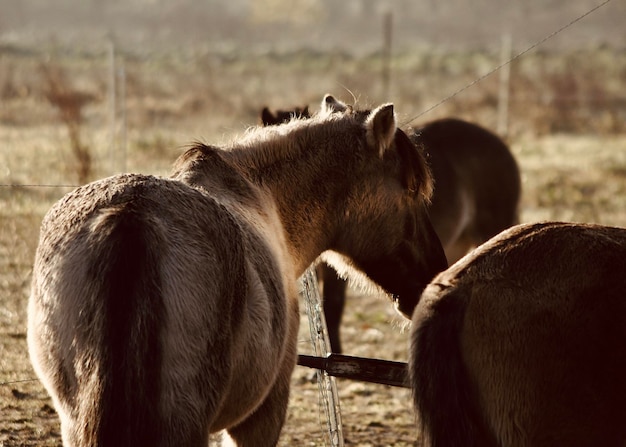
(401, 0), (613, 126)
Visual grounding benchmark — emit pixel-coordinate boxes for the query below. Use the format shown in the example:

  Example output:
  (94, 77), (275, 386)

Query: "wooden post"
(298, 354), (409, 388)
(382, 11), (393, 101)
(108, 39), (117, 174)
(118, 63), (127, 173)
(497, 33), (512, 138)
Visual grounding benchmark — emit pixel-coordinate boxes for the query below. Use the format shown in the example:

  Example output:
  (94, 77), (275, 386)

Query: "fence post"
(118, 63), (127, 173)
(108, 39), (117, 174)
(497, 33), (512, 138)
(381, 10), (393, 101)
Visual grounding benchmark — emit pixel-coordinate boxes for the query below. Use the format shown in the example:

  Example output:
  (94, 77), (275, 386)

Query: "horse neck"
(224, 136), (336, 274)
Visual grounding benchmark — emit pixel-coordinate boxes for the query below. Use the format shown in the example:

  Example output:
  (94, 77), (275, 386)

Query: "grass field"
(1, 43), (625, 446)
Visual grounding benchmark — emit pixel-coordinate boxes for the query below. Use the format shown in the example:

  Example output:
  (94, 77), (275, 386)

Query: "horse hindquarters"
(458, 272), (626, 447)
(411, 274), (626, 447)
(410, 284), (498, 447)
(29, 205), (168, 446)
(28, 184), (256, 447)
(411, 223), (626, 447)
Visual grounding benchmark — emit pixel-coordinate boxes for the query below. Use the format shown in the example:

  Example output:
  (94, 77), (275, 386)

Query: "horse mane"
(173, 110), (434, 204)
(170, 142), (260, 203)
(224, 111), (353, 178)
(170, 120), (313, 181)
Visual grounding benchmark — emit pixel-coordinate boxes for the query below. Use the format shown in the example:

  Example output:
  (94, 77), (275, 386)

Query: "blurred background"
(2, 0), (625, 216)
(3, 0), (625, 52)
(2, 0), (625, 148)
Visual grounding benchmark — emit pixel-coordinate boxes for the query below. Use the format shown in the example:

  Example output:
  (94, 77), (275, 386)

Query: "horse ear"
(320, 94), (349, 114)
(261, 107), (277, 126)
(365, 103), (396, 157)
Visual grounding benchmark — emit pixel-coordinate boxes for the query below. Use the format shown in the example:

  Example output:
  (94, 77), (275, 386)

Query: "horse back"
(415, 118), (520, 243)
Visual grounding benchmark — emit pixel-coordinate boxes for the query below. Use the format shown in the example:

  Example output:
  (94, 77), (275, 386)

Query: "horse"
(261, 101), (520, 352)
(410, 222), (626, 447)
(260, 105), (309, 126)
(28, 94), (448, 447)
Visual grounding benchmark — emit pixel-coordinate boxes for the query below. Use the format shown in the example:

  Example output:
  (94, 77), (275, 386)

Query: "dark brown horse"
(28, 95), (447, 447)
(410, 222), (626, 447)
(261, 101), (521, 352)
(261, 106), (309, 126)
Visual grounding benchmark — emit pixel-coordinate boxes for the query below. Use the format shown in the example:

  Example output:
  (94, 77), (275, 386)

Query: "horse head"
(316, 95), (448, 317)
(255, 95), (447, 317)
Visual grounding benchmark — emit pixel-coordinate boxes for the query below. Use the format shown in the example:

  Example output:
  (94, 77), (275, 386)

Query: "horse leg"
(223, 354), (294, 447)
(158, 360), (233, 447)
(321, 263), (347, 353)
(224, 301), (299, 447)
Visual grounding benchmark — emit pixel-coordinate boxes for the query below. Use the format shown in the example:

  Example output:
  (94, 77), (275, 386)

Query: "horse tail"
(86, 204), (164, 446)
(410, 285), (497, 447)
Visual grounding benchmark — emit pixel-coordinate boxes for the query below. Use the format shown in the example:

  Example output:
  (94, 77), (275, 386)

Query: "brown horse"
(261, 101), (520, 352)
(28, 95), (447, 447)
(410, 222), (626, 447)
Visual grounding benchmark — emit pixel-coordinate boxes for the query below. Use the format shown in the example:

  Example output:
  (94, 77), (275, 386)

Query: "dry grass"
(39, 62), (96, 184)
(1, 43), (625, 446)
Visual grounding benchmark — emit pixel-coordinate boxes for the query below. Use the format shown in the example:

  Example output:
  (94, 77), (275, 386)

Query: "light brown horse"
(410, 222), (626, 447)
(28, 95), (447, 447)
(262, 101), (520, 352)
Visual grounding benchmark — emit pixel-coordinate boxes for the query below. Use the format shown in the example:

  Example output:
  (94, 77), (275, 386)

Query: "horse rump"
(410, 283), (497, 447)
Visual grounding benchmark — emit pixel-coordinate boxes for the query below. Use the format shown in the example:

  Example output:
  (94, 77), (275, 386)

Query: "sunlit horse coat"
(28, 95), (447, 447)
